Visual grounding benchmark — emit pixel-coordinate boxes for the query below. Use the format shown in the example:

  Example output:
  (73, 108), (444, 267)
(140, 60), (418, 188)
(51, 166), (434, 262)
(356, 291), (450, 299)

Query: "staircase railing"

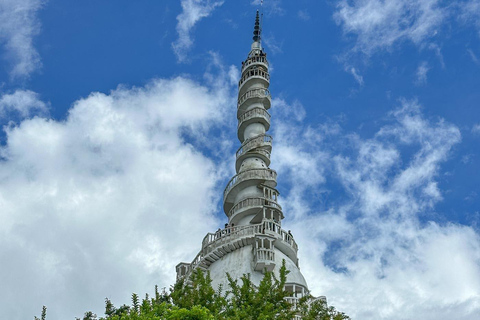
(223, 168), (277, 202)
(236, 134), (272, 158)
(180, 220), (298, 281)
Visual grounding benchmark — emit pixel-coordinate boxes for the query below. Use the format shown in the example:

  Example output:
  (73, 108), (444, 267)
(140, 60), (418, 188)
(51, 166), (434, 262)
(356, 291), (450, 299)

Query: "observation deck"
(176, 219), (299, 282)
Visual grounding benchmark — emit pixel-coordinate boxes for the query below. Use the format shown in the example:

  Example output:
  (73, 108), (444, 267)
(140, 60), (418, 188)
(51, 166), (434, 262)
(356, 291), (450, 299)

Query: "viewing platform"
(176, 219), (299, 282)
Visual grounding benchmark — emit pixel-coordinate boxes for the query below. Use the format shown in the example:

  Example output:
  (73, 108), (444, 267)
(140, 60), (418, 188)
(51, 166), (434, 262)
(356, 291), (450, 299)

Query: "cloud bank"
(0, 74), (234, 319)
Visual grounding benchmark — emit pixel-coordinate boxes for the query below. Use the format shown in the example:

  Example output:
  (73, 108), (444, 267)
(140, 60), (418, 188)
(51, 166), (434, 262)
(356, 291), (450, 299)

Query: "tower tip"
(253, 10), (261, 43)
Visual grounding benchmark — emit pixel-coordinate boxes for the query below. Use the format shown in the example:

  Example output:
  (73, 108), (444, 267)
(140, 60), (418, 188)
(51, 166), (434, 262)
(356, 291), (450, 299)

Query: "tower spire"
(253, 10), (261, 43)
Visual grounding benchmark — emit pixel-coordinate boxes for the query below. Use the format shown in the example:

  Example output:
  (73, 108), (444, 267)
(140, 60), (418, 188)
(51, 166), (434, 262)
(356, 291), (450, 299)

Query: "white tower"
(176, 11), (309, 303)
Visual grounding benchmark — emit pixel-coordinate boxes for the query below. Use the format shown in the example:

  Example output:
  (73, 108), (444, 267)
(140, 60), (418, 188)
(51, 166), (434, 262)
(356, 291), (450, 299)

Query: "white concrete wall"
(208, 245), (308, 292)
(243, 123), (265, 140)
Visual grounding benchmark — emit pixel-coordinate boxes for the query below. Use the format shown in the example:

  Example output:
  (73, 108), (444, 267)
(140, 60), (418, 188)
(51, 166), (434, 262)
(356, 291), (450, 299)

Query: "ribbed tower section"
(176, 11), (309, 303)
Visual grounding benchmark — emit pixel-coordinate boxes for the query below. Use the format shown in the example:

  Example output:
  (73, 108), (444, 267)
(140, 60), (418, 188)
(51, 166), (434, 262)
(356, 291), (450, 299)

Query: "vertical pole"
(260, 0), (264, 35)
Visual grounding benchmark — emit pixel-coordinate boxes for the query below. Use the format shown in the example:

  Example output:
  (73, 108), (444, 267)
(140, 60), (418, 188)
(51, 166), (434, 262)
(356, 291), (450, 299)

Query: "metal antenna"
(260, 0), (264, 35)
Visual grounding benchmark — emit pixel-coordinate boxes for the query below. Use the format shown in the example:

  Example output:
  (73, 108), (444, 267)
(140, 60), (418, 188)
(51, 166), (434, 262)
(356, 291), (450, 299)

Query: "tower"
(176, 11), (309, 304)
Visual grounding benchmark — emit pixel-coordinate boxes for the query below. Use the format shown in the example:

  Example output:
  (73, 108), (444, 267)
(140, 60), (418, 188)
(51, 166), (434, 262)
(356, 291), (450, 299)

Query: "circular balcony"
(238, 88), (271, 115)
(237, 107), (271, 142)
(180, 220), (300, 280)
(241, 55), (269, 73)
(235, 134), (272, 172)
(200, 220), (298, 267)
(238, 67), (270, 96)
(223, 168), (277, 212)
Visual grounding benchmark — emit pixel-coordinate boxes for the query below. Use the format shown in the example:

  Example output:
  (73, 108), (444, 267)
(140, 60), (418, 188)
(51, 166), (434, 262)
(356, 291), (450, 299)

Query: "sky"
(0, 0), (479, 319)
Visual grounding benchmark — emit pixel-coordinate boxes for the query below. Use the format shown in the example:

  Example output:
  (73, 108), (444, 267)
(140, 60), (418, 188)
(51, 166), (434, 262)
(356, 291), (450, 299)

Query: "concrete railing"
(178, 220), (298, 281)
(237, 107), (271, 128)
(236, 149), (271, 166)
(241, 55), (269, 73)
(202, 220), (298, 255)
(223, 168), (277, 202)
(227, 196), (282, 218)
(238, 68), (270, 89)
(189, 251), (204, 273)
(202, 223), (263, 254)
(236, 134), (272, 159)
(254, 248), (275, 264)
(237, 88), (271, 108)
(263, 221), (298, 253)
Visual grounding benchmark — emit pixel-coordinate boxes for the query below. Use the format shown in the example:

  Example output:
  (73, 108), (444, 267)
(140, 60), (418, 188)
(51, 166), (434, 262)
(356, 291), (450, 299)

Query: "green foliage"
(223, 261), (295, 319)
(298, 296), (350, 320)
(34, 305), (47, 320)
(132, 293), (140, 314)
(170, 269), (226, 316)
(36, 260), (350, 320)
(75, 311), (97, 320)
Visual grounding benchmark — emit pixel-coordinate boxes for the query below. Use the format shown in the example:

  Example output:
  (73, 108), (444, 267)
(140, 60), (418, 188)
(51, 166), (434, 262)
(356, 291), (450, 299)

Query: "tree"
(34, 306), (47, 320)
(36, 260), (350, 320)
(298, 296), (350, 320)
(223, 261), (296, 319)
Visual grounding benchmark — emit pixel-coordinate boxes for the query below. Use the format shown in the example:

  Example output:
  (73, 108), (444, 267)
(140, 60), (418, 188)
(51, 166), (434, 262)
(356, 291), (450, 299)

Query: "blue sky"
(0, 0), (479, 319)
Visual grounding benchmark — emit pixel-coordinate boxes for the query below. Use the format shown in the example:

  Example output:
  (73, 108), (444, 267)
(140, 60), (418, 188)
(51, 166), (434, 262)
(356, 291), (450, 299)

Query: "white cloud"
(460, 0), (480, 36)
(348, 66), (364, 86)
(334, 0), (446, 55)
(0, 74), (234, 319)
(334, 0), (480, 55)
(333, 1), (480, 81)
(0, 89), (48, 117)
(263, 35), (283, 55)
(416, 61), (430, 85)
(251, 0), (285, 16)
(467, 48), (479, 65)
(271, 98), (480, 319)
(473, 124), (480, 134)
(297, 10), (311, 21)
(172, 0), (224, 63)
(0, 0), (45, 79)
(429, 43), (445, 68)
